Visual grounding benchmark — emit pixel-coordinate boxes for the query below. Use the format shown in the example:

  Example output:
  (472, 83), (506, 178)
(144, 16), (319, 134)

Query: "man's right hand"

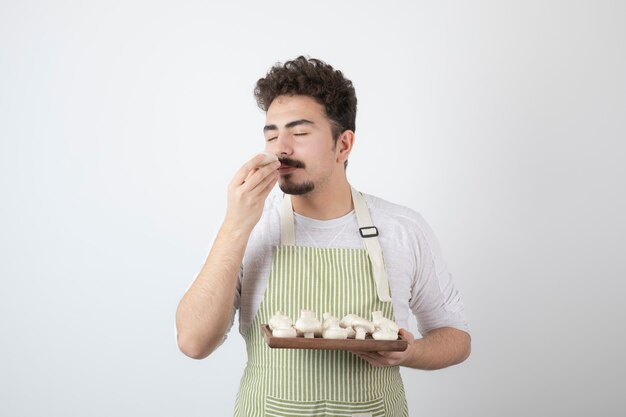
(176, 153), (280, 359)
(224, 153), (280, 233)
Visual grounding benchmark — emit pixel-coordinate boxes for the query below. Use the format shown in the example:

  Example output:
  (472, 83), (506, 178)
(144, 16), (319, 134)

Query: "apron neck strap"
(279, 194), (296, 246)
(279, 186), (392, 302)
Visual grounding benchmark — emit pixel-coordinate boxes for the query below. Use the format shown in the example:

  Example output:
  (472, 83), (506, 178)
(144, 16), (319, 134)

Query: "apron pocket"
(265, 395), (385, 417)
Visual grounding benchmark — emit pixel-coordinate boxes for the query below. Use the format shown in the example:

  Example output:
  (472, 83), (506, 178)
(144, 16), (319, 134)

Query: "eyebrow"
(263, 119), (314, 133)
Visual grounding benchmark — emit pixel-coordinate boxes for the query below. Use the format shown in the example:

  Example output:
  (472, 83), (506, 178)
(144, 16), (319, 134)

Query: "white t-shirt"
(227, 189), (470, 339)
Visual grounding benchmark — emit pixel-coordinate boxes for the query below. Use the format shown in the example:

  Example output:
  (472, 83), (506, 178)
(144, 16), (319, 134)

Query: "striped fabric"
(234, 246), (409, 417)
(265, 396), (385, 416)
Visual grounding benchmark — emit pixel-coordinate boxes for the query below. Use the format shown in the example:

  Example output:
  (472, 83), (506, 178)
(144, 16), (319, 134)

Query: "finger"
(356, 352), (382, 361)
(352, 352), (375, 363)
(250, 169), (278, 196)
(258, 170), (279, 195)
(231, 154), (270, 186)
(357, 355), (387, 368)
(360, 351), (399, 366)
(352, 350), (382, 358)
(377, 351), (401, 363)
(242, 161), (280, 191)
(243, 168), (259, 183)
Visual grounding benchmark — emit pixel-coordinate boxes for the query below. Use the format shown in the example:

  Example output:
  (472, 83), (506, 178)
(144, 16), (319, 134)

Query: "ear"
(335, 130), (355, 165)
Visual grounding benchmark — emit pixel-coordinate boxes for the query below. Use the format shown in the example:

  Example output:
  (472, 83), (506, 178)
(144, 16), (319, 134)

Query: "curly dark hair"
(254, 56), (357, 141)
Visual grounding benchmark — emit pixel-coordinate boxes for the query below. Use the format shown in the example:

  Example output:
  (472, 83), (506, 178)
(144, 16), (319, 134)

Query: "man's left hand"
(352, 328), (416, 368)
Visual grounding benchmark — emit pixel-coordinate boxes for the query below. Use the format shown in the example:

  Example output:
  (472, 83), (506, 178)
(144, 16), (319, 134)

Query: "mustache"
(278, 157), (305, 169)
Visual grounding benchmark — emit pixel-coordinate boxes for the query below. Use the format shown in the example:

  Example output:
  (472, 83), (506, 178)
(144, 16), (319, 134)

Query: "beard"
(277, 156), (314, 195)
(279, 176), (315, 195)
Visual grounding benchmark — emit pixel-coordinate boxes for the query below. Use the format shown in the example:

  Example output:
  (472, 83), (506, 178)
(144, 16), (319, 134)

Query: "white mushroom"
(268, 311), (297, 338)
(344, 326), (356, 339)
(294, 310), (322, 338)
(268, 311), (292, 330)
(244, 151), (279, 183)
(351, 317), (376, 340)
(322, 320), (349, 339)
(339, 313), (360, 328)
(371, 311), (400, 332)
(322, 312), (339, 330)
(372, 328), (399, 340)
(273, 327), (297, 338)
(370, 311), (400, 340)
(339, 314), (362, 339)
(259, 150), (279, 165)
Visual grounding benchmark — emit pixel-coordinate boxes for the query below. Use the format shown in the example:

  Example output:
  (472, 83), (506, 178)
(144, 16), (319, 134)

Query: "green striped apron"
(234, 187), (409, 417)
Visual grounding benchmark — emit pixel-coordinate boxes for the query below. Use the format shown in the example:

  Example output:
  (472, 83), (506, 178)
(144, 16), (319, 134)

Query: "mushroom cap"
(259, 151), (278, 165)
(371, 311), (385, 321)
(372, 329), (399, 341)
(295, 314), (322, 334)
(244, 152), (279, 183)
(371, 311), (400, 332)
(273, 327), (297, 338)
(300, 309), (317, 319)
(323, 313), (340, 330)
(323, 312), (335, 321)
(323, 317), (341, 330)
(323, 327), (349, 339)
(340, 314), (361, 328)
(268, 311), (292, 330)
(351, 317), (375, 334)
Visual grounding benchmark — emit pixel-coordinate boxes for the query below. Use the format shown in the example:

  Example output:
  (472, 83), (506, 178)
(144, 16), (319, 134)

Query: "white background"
(1, 1), (625, 416)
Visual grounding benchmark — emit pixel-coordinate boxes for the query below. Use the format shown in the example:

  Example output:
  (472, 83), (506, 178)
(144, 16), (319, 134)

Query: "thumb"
(399, 328), (415, 343)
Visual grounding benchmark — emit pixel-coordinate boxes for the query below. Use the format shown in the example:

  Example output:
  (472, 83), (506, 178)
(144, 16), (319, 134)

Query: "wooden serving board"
(261, 325), (408, 352)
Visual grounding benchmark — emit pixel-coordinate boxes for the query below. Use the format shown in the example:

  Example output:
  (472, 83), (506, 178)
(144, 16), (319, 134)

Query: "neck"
(291, 180), (353, 220)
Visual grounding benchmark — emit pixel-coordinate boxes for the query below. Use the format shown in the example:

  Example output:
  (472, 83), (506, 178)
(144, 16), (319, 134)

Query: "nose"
(268, 131), (294, 157)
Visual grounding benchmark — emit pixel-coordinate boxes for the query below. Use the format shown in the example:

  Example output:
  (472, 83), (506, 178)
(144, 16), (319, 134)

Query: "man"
(176, 56), (471, 416)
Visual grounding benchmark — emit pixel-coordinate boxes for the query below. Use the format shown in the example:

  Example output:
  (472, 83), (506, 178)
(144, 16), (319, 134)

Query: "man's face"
(263, 95), (340, 195)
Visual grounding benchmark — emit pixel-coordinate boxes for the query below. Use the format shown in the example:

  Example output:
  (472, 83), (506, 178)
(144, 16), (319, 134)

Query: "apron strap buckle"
(359, 226), (379, 238)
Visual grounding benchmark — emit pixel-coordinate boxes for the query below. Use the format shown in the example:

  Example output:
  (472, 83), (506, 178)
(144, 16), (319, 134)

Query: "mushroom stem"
(355, 328), (367, 340)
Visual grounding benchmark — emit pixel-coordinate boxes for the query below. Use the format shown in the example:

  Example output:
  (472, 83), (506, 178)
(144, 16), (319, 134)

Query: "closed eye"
(266, 136), (277, 142)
